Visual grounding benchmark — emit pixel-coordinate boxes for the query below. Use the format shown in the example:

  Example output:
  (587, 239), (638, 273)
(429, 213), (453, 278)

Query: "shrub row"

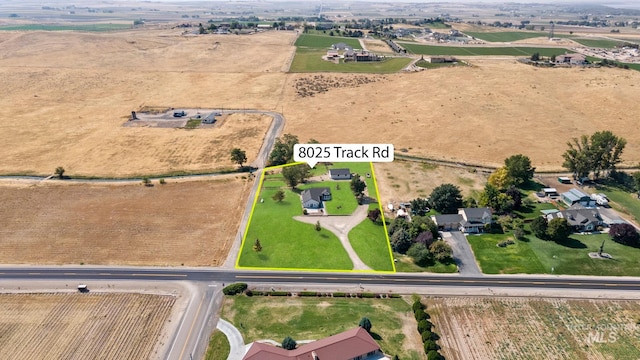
(245, 290), (292, 297)
(413, 299), (445, 360)
(222, 283), (248, 295)
(296, 291), (400, 298)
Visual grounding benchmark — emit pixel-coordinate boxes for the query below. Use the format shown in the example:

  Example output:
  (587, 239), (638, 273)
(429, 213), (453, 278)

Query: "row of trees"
(562, 130), (626, 180)
(413, 298), (445, 360)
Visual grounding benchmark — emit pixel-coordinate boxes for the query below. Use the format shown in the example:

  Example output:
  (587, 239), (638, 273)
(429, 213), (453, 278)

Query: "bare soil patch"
(363, 39), (395, 54)
(426, 297), (640, 360)
(0, 178), (251, 266)
(0, 292), (175, 360)
(374, 160), (488, 205)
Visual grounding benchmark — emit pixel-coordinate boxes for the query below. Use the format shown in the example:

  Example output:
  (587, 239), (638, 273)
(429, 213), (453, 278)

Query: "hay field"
(427, 297), (640, 360)
(0, 178), (250, 266)
(0, 293), (175, 360)
(0, 29), (294, 176)
(283, 60), (640, 171)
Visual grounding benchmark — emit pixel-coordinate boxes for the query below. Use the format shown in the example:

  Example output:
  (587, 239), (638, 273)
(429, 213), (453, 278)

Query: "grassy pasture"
(295, 34), (361, 49)
(463, 31), (547, 42)
(572, 38), (622, 48)
(348, 218), (394, 271)
(401, 43), (572, 57)
(290, 47), (411, 73)
(204, 330), (230, 360)
(222, 296), (421, 360)
(0, 24), (131, 32)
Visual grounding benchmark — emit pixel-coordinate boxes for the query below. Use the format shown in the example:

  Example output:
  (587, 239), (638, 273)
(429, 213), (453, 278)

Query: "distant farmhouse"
(325, 43), (381, 63)
(301, 188), (332, 209)
(243, 327), (388, 360)
(555, 53), (587, 65)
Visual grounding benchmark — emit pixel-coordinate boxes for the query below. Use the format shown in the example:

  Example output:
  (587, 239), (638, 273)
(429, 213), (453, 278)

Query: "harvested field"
(426, 297), (640, 360)
(374, 160), (488, 205)
(0, 292), (175, 360)
(283, 59), (640, 171)
(363, 39), (395, 54)
(0, 178), (251, 266)
(0, 29), (292, 176)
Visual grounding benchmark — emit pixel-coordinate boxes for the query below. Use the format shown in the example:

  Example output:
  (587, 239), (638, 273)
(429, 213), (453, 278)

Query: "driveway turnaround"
(442, 231), (482, 276)
(217, 319), (246, 360)
(294, 204), (372, 271)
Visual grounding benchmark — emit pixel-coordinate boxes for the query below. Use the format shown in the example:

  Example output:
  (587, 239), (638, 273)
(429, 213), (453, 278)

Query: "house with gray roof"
(431, 214), (463, 231)
(301, 187), (331, 209)
(329, 168), (351, 180)
(545, 204), (603, 232)
(459, 207), (492, 233)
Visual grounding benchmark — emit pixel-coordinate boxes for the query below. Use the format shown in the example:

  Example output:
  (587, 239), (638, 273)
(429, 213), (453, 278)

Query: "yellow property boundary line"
(235, 161), (396, 273)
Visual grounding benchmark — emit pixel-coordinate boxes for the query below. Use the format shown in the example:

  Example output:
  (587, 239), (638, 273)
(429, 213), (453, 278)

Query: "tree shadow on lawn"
(370, 331), (382, 341)
(320, 233), (329, 239)
(556, 237), (588, 249)
(257, 253), (270, 261)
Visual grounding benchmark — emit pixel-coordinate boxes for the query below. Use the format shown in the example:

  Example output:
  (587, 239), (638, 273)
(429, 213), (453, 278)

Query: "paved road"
(442, 231), (482, 276)
(2, 267), (640, 291)
(294, 204), (372, 270)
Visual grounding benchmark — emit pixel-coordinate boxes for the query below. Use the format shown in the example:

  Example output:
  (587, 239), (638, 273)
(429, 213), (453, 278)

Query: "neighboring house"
(326, 49), (339, 58)
(428, 56), (456, 63)
(545, 204), (603, 232)
(561, 188), (595, 207)
(431, 214), (463, 231)
(301, 187), (331, 209)
(243, 327), (388, 360)
(458, 207), (492, 233)
(329, 168), (352, 180)
(331, 42), (353, 51)
(555, 53), (586, 65)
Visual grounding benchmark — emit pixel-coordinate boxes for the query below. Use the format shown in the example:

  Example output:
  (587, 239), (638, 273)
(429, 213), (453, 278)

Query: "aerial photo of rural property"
(2, 0), (640, 359)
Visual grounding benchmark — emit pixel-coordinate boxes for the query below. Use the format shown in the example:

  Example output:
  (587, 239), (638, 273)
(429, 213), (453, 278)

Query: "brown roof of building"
(243, 327), (382, 360)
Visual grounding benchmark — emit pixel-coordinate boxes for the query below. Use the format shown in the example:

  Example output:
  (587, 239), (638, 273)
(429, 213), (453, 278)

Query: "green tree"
(633, 172), (640, 193)
(268, 133), (299, 166)
(350, 175), (367, 198)
(407, 243), (433, 267)
(281, 164), (310, 188)
(253, 238), (262, 252)
(427, 351), (444, 360)
(282, 336), (297, 350)
(391, 228), (412, 254)
(479, 184), (514, 214)
(429, 184), (463, 214)
(409, 215), (439, 241)
(410, 197), (430, 216)
(230, 148), (247, 167)
(562, 134), (593, 179)
(142, 177), (151, 186)
(272, 189), (285, 202)
(367, 208), (381, 222)
(562, 131), (626, 180)
(547, 217), (572, 242)
(504, 154), (535, 185)
(358, 317), (372, 333)
(531, 216), (549, 239)
(530, 52), (540, 61)
(198, 23), (205, 34)
(429, 241), (452, 263)
(497, 215), (513, 233)
(54, 166), (65, 179)
(315, 220), (321, 231)
(423, 340), (438, 352)
(418, 319), (433, 334)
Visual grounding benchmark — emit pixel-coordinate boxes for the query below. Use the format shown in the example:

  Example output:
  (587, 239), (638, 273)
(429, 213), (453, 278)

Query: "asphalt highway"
(2, 267), (640, 291)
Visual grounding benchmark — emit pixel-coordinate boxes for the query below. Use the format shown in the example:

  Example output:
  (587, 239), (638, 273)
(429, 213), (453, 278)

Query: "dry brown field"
(427, 297), (640, 360)
(2, 30), (640, 176)
(0, 292), (175, 360)
(373, 160), (488, 204)
(0, 29), (294, 176)
(0, 177), (250, 265)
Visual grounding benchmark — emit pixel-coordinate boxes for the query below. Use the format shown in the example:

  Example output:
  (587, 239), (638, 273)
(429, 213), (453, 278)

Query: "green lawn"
(571, 38), (622, 48)
(299, 181), (357, 215)
(348, 219), (394, 271)
(204, 330), (230, 360)
(295, 34), (361, 49)
(0, 24), (131, 32)
(463, 31), (547, 42)
(401, 43), (571, 57)
(467, 233), (546, 274)
(289, 48), (412, 73)
(238, 180), (353, 270)
(516, 202), (557, 220)
(222, 296), (421, 360)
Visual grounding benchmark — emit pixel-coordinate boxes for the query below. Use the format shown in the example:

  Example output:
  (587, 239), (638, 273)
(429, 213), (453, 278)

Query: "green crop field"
(222, 296), (420, 359)
(289, 48), (411, 73)
(294, 34), (361, 49)
(0, 24), (131, 32)
(572, 38), (622, 48)
(463, 31), (547, 42)
(401, 43), (572, 57)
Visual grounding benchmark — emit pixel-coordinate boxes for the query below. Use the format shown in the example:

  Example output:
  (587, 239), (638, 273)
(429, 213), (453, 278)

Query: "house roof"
(432, 214), (463, 225)
(243, 327), (382, 360)
(562, 188), (590, 203)
(301, 187), (330, 204)
(561, 208), (602, 227)
(329, 168), (351, 177)
(459, 207), (492, 220)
